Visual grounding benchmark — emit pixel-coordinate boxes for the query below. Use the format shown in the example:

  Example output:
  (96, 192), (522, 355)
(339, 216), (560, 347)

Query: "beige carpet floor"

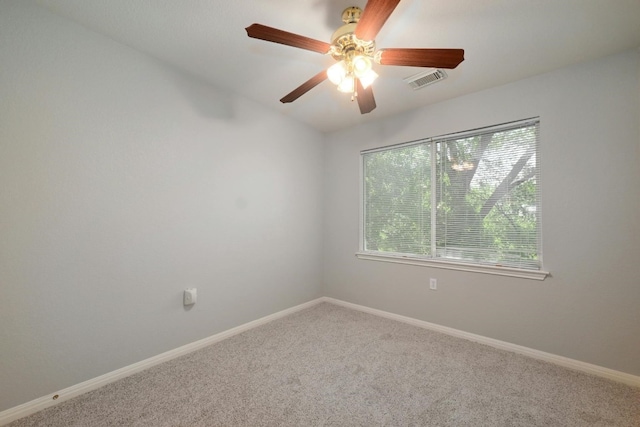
(8, 302), (640, 426)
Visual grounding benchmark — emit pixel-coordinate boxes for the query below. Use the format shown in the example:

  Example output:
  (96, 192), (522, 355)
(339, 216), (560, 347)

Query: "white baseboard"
(321, 297), (640, 388)
(3, 296), (639, 425)
(0, 298), (324, 426)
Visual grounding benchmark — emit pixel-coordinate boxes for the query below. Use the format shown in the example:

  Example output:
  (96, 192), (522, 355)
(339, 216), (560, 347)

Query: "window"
(358, 118), (548, 280)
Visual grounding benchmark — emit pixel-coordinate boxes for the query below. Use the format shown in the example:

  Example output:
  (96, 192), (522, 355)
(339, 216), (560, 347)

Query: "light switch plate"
(184, 288), (197, 305)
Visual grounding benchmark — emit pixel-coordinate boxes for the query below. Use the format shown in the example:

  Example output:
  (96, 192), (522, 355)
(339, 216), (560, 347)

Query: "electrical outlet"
(429, 278), (437, 290)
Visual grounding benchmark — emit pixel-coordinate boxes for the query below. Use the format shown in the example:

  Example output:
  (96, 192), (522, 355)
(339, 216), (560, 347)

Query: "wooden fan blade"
(355, 0), (401, 41)
(280, 70), (328, 103)
(377, 48), (465, 68)
(246, 23), (331, 54)
(356, 78), (376, 114)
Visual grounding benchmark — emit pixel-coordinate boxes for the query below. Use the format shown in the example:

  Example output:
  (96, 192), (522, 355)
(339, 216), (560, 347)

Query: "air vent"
(404, 69), (447, 90)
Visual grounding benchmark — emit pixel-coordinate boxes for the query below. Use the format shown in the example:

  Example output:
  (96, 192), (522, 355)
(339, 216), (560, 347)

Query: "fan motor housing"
(331, 23), (375, 61)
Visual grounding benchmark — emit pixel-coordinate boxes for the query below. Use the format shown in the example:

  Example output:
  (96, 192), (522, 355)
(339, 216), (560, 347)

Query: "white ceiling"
(37, 0), (640, 133)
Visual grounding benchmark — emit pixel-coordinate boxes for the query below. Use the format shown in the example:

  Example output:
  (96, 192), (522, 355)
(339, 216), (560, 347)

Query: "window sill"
(355, 252), (549, 281)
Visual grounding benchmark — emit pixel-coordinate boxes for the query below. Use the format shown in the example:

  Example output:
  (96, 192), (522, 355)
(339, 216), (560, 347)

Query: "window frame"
(356, 118), (549, 281)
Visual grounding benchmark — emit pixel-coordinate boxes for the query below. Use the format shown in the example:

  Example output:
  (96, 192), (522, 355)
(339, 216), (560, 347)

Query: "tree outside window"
(363, 119), (541, 270)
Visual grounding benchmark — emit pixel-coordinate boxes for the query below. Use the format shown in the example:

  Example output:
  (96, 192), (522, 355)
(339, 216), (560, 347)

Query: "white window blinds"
(362, 118), (541, 270)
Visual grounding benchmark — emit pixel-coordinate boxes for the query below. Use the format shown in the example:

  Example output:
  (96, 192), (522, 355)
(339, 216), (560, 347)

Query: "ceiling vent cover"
(404, 69), (447, 90)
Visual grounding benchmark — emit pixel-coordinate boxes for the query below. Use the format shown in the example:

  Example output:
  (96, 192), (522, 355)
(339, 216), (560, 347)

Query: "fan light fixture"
(327, 61), (347, 85)
(328, 57), (378, 93)
(338, 74), (356, 93)
(325, 7), (378, 96)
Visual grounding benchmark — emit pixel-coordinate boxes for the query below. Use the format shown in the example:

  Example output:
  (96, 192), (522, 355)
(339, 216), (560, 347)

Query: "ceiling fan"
(245, 0), (464, 114)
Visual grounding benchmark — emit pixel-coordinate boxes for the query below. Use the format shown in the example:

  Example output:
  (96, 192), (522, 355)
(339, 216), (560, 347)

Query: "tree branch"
(480, 149), (534, 219)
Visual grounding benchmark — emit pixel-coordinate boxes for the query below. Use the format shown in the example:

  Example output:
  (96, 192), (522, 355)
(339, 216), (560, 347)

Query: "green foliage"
(364, 144), (431, 255)
(364, 124), (540, 269)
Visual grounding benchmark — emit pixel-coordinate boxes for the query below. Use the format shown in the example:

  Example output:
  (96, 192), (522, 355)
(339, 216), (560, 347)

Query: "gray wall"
(0, 2), (324, 411)
(323, 49), (640, 377)
(2, 0), (639, 415)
